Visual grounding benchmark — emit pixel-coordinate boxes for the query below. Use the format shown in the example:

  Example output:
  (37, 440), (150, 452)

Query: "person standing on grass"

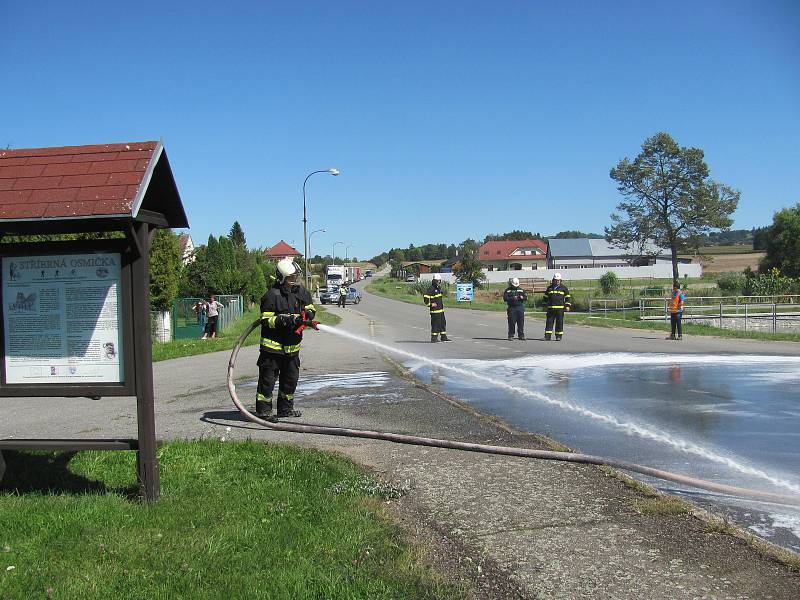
(193, 300), (207, 334)
(201, 295), (224, 339)
(668, 281), (686, 340)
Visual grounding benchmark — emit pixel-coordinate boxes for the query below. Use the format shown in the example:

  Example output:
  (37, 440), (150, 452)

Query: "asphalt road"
(352, 280), (800, 359)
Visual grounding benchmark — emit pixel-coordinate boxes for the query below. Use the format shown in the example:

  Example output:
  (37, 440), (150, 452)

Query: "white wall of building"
(420, 263), (702, 284)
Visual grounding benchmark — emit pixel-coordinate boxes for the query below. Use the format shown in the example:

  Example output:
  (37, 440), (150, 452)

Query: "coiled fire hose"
(227, 319), (800, 507)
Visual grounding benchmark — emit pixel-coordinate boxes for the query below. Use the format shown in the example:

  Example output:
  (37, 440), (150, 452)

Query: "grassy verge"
(367, 277), (800, 343)
(152, 305), (341, 362)
(0, 440), (458, 599)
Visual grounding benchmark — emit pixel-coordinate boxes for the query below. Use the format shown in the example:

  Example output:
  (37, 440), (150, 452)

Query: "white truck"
(325, 265), (347, 288)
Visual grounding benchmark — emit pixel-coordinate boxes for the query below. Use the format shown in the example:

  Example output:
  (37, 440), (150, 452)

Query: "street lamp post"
(308, 228), (325, 295)
(309, 228), (326, 263)
(303, 168), (339, 288)
(345, 244), (355, 263)
(333, 241), (344, 266)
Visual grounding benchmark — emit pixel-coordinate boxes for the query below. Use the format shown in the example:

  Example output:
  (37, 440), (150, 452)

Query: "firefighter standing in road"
(423, 273), (450, 342)
(543, 273), (571, 341)
(337, 282), (348, 308)
(503, 277), (528, 340)
(255, 258), (315, 419)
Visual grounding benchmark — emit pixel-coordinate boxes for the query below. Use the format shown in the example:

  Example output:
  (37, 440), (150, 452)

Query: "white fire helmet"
(510, 277), (519, 287)
(432, 273), (443, 281)
(553, 272), (562, 281)
(276, 258), (300, 283)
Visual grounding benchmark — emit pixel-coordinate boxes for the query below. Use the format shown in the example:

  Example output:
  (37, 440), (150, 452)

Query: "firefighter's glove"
(276, 314), (297, 329)
(306, 309), (316, 321)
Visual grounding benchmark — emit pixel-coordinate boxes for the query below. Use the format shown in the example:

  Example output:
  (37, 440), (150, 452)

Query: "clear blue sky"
(2, 1), (798, 260)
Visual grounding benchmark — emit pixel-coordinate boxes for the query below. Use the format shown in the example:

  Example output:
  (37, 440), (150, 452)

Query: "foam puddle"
(319, 326), (800, 498)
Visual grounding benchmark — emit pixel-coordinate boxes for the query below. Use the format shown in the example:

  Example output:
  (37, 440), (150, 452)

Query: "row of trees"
(150, 221), (275, 312)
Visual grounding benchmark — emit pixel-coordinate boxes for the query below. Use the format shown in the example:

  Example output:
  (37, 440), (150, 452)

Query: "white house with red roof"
(264, 240), (302, 262)
(478, 240), (548, 271)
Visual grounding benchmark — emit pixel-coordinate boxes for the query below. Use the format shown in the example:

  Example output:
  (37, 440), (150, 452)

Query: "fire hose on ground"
(227, 319), (800, 508)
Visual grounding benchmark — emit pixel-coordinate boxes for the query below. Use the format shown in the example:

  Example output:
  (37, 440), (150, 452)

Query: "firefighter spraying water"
(254, 258), (319, 420)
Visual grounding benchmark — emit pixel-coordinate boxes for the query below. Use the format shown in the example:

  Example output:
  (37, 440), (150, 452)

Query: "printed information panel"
(456, 282), (474, 302)
(2, 252), (123, 384)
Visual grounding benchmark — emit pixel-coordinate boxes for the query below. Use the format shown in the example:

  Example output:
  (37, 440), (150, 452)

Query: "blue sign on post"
(456, 282), (474, 302)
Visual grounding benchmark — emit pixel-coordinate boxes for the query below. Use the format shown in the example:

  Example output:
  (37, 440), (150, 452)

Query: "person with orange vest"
(667, 281), (686, 340)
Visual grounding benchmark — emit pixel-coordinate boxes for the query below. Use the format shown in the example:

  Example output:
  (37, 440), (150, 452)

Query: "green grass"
(152, 305), (341, 362)
(0, 441), (458, 599)
(367, 277), (800, 343)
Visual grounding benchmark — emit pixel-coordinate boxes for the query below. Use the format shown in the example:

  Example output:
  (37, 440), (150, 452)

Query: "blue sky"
(2, 1), (798, 260)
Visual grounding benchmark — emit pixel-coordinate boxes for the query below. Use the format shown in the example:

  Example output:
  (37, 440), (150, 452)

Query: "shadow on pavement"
(201, 410), (268, 431)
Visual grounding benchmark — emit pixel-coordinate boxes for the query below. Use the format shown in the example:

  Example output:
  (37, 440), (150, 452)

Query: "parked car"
(405, 274), (416, 282)
(320, 286), (362, 305)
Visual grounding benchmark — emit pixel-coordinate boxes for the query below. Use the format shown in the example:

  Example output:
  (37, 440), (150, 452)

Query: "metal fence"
(590, 295), (800, 334)
(172, 295), (244, 340)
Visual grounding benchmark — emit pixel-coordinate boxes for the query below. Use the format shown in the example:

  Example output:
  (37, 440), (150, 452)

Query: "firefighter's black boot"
(555, 335), (562, 341)
(440, 334), (450, 342)
(431, 335), (438, 343)
(276, 393), (301, 418)
(544, 334), (552, 341)
(519, 335), (526, 341)
(255, 397), (272, 418)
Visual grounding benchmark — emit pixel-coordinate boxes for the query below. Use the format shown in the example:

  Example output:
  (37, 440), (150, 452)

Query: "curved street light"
(303, 168), (339, 288)
(309, 228), (326, 261)
(345, 244), (355, 263)
(332, 241), (344, 266)
(308, 228), (326, 294)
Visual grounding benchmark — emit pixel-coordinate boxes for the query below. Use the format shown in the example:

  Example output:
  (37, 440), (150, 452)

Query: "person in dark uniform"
(503, 277), (528, 340)
(255, 258), (315, 419)
(423, 273), (450, 342)
(543, 273), (572, 341)
(337, 282), (348, 308)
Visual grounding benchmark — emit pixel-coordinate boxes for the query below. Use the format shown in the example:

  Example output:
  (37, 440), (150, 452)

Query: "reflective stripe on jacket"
(423, 285), (445, 314)
(259, 283), (313, 354)
(544, 283), (571, 309)
(669, 290), (685, 314)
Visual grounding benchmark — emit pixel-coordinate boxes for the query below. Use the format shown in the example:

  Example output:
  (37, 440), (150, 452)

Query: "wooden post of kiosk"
(0, 141), (188, 502)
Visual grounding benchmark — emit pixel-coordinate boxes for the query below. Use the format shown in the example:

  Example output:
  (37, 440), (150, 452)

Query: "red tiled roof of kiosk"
(265, 240), (301, 258)
(0, 141), (160, 220)
(479, 240), (548, 260)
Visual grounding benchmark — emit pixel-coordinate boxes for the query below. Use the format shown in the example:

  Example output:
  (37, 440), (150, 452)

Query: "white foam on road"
(320, 325), (800, 497)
